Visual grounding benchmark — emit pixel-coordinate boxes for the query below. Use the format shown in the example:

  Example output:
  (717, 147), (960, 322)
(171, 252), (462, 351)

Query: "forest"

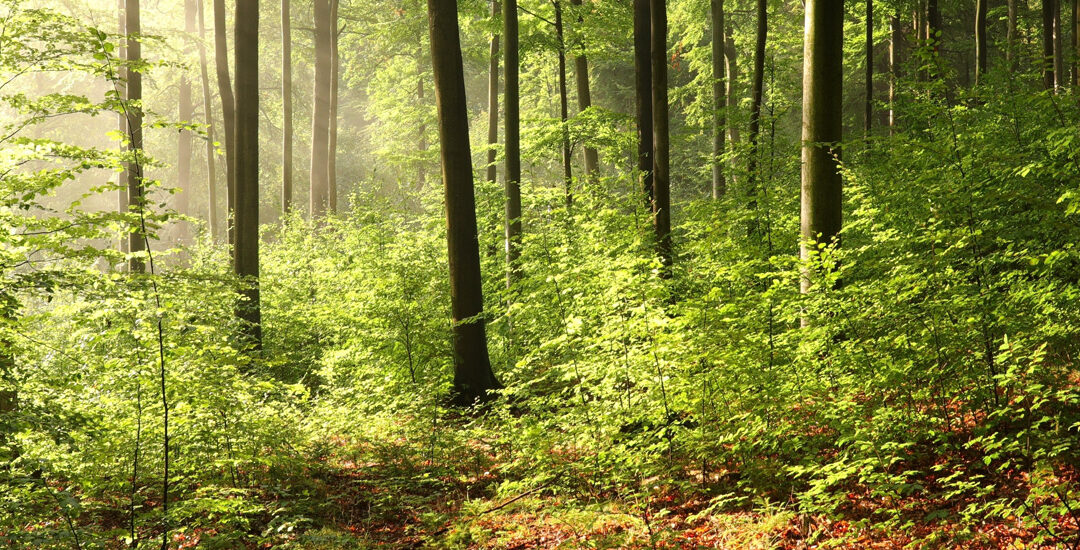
(1, 0), (1079, 547)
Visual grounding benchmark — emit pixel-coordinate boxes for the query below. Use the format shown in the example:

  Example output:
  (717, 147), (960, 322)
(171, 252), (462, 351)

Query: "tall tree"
(746, 0), (766, 193)
(710, 0), (726, 199)
(485, 0), (500, 186)
(555, 1), (573, 208)
(725, 27), (739, 183)
(570, 0), (598, 179)
(1073, 0), (1079, 86)
(1053, 0), (1063, 88)
(178, 0), (196, 244)
(633, 0), (653, 208)
(1008, 0), (1018, 69)
(310, 0), (332, 216)
(865, 0), (873, 137)
(427, 0), (502, 405)
(926, 0), (940, 52)
(1043, 0), (1056, 89)
(125, 0), (145, 273)
(116, 0), (127, 255)
(198, 0), (219, 240)
(212, 0), (236, 246)
(234, 0), (260, 347)
(889, 12), (900, 132)
(801, 0), (844, 295)
(651, 0), (672, 269)
(328, 0), (340, 213)
(976, 0), (988, 84)
(503, 0), (522, 288)
(282, 0), (293, 214)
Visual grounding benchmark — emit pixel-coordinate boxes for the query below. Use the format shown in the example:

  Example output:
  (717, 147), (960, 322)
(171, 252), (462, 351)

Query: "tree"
(198, 0), (220, 240)
(328, 0), (341, 213)
(282, 0), (293, 214)
(975, 0), (988, 83)
(747, 0), (766, 193)
(503, 0), (522, 288)
(725, 26), (739, 183)
(651, 0), (672, 270)
(310, 0), (332, 216)
(427, 0), (502, 405)
(234, 0), (261, 347)
(710, 0), (726, 199)
(485, 0), (500, 187)
(633, 0), (653, 209)
(1008, 0), (1018, 70)
(178, 0), (196, 244)
(1043, 0), (1055, 89)
(864, 0), (873, 137)
(1053, 0), (1063, 89)
(116, 0), (127, 255)
(555, 1), (573, 208)
(213, 0), (237, 246)
(570, 0), (598, 180)
(125, 0), (145, 273)
(800, 0), (844, 295)
(889, 12), (900, 132)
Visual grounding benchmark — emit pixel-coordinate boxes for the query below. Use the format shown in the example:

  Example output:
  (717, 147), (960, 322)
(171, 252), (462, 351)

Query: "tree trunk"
(1054, 0), (1063, 89)
(1073, 0), (1078, 86)
(889, 12), (900, 133)
(927, 0), (940, 52)
(865, 0), (873, 137)
(651, 0), (672, 270)
(555, 1), (573, 209)
(310, 0), (332, 217)
(418, 51), (427, 190)
(126, 0), (145, 273)
(747, 0), (766, 193)
(427, 0), (502, 406)
(710, 0), (726, 199)
(198, 0), (219, 240)
(178, 0), (196, 244)
(801, 0), (844, 295)
(503, 0), (522, 288)
(1008, 0), (1018, 70)
(282, 0), (293, 214)
(328, 0), (340, 213)
(485, 0), (500, 186)
(633, 0), (653, 209)
(234, 0), (261, 347)
(725, 27), (739, 184)
(1044, 0), (1056, 89)
(213, 0), (236, 246)
(976, 0), (988, 84)
(570, 0), (598, 180)
(117, 0), (128, 256)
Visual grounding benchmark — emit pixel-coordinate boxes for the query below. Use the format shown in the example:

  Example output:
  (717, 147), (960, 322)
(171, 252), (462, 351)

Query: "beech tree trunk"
(310, 0), (332, 216)
(282, 0), (293, 214)
(555, 1), (573, 209)
(1044, 0), (1056, 89)
(328, 0), (340, 213)
(213, 0), (236, 246)
(711, 0), (726, 199)
(485, 0), (500, 186)
(503, 0), (522, 288)
(889, 13), (900, 133)
(126, 0), (145, 273)
(801, 0), (844, 295)
(427, 0), (502, 406)
(976, 0), (988, 83)
(747, 0), (766, 193)
(197, 0), (219, 240)
(633, 0), (653, 209)
(725, 27), (739, 183)
(1053, 0), (1063, 89)
(178, 0), (195, 244)
(234, 0), (261, 347)
(651, 0), (672, 270)
(865, 0), (873, 137)
(1073, 0), (1078, 86)
(117, 0), (127, 256)
(570, 0), (598, 180)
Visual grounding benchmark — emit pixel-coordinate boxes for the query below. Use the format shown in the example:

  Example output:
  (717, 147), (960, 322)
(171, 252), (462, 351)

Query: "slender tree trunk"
(889, 12), (900, 133)
(213, 0), (237, 246)
(801, 0), (844, 295)
(976, 0), (988, 83)
(633, 0), (653, 209)
(1044, 0), (1056, 89)
(427, 0), (501, 406)
(503, 0), (522, 288)
(310, 0), (332, 216)
(927, 0), (940, 52)
(710, 0), (726, 199)
(282, 0), (293, 214)
(865, 0), (873, 137)
(747, 0), (766, 192)
(1073, 0), (1079, 86)
(651, 0), (672, 270)
(178, 0), (196, 244)
(555, 2), (573, 209)
(117, 0), (128, 256)
(198, 0), (219, 240)
(569, 0), (598, 180)
(725, 27), (739, 183)
(234, 0), (261, 347)
(1008, 0), (1018, 70)
(485, 0), (500, 186)
(1054, 0), (1064, 89)
(328, 0), (340, 213)
(126, 0), (145, 273)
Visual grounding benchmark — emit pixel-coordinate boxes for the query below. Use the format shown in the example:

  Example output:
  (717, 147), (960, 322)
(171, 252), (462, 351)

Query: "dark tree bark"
(126, 0), (145, 273)
(975, 0), (988, 83)
(328, 0), (340, 213)
(710, 0), (726, 199)
(503, 0), (522, 288)
(801, 0), (844, 295)
(570, 0), (598, 180)
(197, 0), (219, 240)
(234, 0), (261, 347)
(927, 0), (940, 52)
(1008, 0), (1018, 70)
(1053, 0), (1063, 89)
(865, 0), (873, 137)
(633, 0), (653, 209)
(282, 0), (293, 214)
(1044, 0), (1056, 89)
(651, 0), (672, 270)
(310, 0), (332, 216)
(178, 0), (196, 244)
(1073, 0), (1078, 86)
(485, 0), (500, 186)
(212, 0), (236, 246)
(747, 0), (766, 193)
(427, 0), (502, 406)
(555, 1), (573, 208)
